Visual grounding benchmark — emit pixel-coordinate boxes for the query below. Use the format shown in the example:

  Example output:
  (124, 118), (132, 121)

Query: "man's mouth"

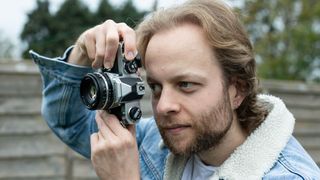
(163, 124), (191, 134)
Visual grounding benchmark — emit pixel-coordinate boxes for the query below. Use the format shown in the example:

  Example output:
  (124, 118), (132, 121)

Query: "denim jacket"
(31, 47), (320, 180)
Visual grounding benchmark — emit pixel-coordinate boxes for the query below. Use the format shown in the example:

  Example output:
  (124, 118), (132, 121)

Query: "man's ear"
(228, 78), (246, 110)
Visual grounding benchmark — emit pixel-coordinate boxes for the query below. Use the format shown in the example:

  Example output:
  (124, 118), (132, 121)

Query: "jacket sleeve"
(30, 46), (97, 158)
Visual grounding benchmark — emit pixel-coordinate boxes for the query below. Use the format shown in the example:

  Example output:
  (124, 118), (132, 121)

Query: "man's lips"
(162, 124), (191, 134)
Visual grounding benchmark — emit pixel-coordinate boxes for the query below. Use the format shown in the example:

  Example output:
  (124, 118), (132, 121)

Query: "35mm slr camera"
(80, 43), (145, 126)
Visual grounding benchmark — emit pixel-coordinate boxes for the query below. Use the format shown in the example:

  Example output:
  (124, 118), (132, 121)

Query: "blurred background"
(0, 0), (319, 179)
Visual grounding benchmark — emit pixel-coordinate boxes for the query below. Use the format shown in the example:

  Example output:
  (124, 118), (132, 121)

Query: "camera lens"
(80, 73), (114, 110)
(89, 86), (97, 100)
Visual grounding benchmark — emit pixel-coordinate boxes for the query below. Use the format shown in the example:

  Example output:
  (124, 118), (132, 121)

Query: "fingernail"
(104, 62), (112, 69)
(127, 51), (137, 60)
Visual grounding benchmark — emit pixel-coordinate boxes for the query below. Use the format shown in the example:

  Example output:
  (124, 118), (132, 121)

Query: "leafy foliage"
(22, 0), (320, 82)
(21, 0), (53, 58)
(118, 0), (146, 27)
(21, 0), (146, 59)
(94, 0), (118, 24)
(237, 0), (320, 82)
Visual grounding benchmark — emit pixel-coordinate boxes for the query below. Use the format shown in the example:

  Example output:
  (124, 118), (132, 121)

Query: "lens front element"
(89, 86), (97, 101)
(80, 72), (113, 110)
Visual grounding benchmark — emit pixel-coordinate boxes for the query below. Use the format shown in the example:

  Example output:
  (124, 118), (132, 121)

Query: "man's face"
(144, 23), (234, 155)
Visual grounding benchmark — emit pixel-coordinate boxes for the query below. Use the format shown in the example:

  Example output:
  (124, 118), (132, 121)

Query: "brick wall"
(0, 61), (319, 179)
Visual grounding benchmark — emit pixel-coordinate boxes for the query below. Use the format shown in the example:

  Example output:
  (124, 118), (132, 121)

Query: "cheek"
(191, 91), (222, 111)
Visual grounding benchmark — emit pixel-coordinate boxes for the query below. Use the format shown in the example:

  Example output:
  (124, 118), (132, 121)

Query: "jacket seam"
(140, 145), (161, 180)
(278, 153), (309, 180)
(59, 85), (72, 127)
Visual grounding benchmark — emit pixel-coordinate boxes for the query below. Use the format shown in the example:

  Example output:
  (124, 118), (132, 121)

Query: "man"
(30, 0), (320, 179)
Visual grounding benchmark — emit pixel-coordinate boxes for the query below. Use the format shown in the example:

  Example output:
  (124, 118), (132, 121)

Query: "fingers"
(80, 28), (96, 62)
(98, 111), (124, 135)
(95, 111), (116, 140)
(117, 23), (137, 60)
(90, 114), (140, 180)
(95, 110), (135, 138)
(104, 20), (119, 68)
(76, 20), (137, 69)
(92, 25), (105, 68)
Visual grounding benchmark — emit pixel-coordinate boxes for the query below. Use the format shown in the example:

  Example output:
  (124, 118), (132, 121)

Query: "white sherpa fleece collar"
(163, 94), (295, 180)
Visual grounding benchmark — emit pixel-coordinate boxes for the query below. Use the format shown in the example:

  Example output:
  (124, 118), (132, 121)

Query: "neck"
(197, 113), (248, 166)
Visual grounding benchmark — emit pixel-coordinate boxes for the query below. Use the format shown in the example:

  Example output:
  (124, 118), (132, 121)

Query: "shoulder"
(136, 117), (158, 136)
(264, 136), (320, 179)
(136, 117), (169, 179)
(136, 117), (162, 145)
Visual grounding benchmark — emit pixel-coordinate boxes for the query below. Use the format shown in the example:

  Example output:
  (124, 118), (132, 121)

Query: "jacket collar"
(163, 94), (295, 180)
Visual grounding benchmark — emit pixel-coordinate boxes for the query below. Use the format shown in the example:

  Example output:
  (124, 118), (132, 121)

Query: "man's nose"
(155, 89), (180, 116)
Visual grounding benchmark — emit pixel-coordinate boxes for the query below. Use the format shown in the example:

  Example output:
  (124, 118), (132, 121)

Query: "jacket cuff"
(30, 46), (93, 84)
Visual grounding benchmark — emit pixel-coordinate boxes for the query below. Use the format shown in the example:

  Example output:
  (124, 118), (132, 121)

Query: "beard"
(156, 91), (233, 156)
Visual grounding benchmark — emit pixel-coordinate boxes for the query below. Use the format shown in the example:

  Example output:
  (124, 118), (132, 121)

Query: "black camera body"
(80, 43), (145, 125)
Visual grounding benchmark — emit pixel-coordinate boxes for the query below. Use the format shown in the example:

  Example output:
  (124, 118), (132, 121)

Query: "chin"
(163, 136), (195, 156)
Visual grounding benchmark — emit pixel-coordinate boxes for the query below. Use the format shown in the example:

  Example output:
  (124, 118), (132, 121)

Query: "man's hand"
(68, 20), (137, 69)
(90, 110), (140, 180)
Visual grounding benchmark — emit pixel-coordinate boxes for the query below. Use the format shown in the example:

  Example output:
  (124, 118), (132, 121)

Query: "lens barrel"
(80, 72), (114, 110)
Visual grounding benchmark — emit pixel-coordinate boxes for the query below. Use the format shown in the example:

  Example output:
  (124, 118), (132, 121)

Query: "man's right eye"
(148, 83), (162, 97)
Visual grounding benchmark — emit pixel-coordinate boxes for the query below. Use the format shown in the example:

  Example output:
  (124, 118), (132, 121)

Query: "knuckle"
(109, 138), (133, 150)
(117, 22), (127, 29)
(96, 23), (103, 29)
(91, 144), (103, 156)
(122, 137), (135, 148)
(106, 141), (121, 152)
(105, 19), (116, 25)
(95, 24), (104, 33)
(124, 26), (134, 34)
(84, 30), (94, 41)
(118, 23), (134, 34)
(106, 36), (119, 44)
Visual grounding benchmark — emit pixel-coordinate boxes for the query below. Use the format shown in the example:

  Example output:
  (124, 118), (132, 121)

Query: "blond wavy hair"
(135, 0), (268, 133)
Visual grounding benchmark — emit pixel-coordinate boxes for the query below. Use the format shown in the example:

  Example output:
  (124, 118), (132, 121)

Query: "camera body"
(80, 43), (145, 125)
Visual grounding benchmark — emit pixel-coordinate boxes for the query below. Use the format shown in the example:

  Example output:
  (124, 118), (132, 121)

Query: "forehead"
(144, 23), (222, 80)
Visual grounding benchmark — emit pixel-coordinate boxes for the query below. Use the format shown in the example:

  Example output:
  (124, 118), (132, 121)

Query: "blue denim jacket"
(31, 47), (320, 179)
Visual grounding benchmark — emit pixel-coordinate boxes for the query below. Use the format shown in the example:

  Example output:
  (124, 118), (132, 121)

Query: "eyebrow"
(172, 73), (206, 82)
(146, 72), (206, 83)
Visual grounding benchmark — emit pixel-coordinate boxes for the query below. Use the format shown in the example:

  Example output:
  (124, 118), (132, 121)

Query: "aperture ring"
(96, 73), (113, 110)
